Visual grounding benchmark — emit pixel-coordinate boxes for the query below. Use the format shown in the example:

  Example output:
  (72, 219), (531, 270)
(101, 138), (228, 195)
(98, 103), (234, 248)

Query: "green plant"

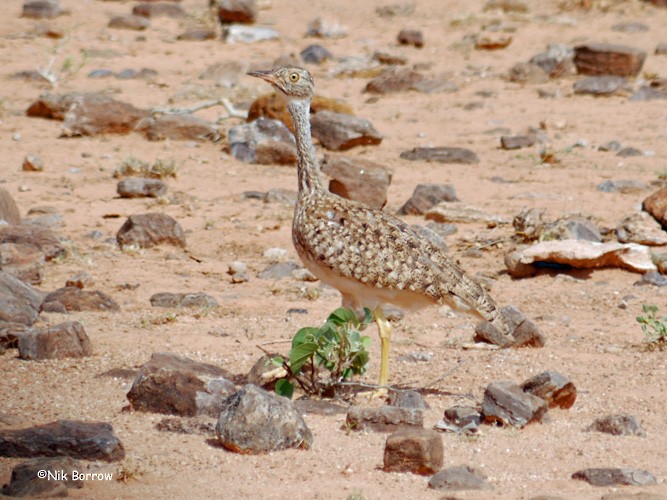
(272, 307), (373, 398)
(636, 304), (667, 348)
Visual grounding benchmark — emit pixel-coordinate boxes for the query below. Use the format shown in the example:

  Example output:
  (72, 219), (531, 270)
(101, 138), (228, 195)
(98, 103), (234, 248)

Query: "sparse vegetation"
(113, 157), (179, 180)
(272, 308), (373, 398)
(636, 304), (667, 349)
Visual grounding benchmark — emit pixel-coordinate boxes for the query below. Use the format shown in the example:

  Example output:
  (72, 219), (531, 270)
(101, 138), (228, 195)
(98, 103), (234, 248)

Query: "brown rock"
(22, 154), (44, 172)
(484, 0), (528, 12)
(65, 272), (94, 289)
(0, 225), (64, 261)
(310, 111), (382, 151)
(397, 29), (424, 48)
(520, 371), (576, 409)
(574, 43), (647, 77)
(616, 212), (667, 246)
(585, 414), (646, 437)
(0, 187), (21, 225)
(177, 28), (217, 41)
(228, 118), (297, 165)
(0, 420), (125, 462)
(475, 305), (546, 348)
(476, 32), (512, 50)
(42, 287), (120, 313)
(108, 14), (150, 30)
(149, 292), (217, 308)
(217, 0), (257, 24)
(482, 381), (548, 427)
(18, 321), (93, 360)
(0, 273), (43, 326)
(116, 213), (187, 249)
(62, 94), (149, 136)
(572, 468), (656, 486)
(117, 177), (168, 199)
(320, 154), (391, 209)
(0, 322), (30, 351)
(501, 135), (535, 150)
(127, 352), (236, 417)
(132, 2), (185, 17)
(398, 184), (458, 215)
(346, 405), (423, 432)
(383, 427), (443, 475)
(26, 92), (83, 120)
(400, 147), (479, 164)
(508, 62), (549, 84)
(136, 114), (221, 142)
(529, 44), (576, 78)
(364, 67), (425, 94)
(642, 187), (667, 229)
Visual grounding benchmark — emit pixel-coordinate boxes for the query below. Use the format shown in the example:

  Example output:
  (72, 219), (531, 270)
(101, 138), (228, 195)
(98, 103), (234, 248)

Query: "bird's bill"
(247, 69), (277, 84)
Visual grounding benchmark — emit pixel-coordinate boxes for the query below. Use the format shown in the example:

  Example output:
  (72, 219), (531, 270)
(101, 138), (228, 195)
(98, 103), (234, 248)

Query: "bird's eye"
(289, 73), (299, 82)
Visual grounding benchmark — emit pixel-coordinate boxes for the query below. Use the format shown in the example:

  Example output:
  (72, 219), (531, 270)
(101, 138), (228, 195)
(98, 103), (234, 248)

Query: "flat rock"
(217, 0), (257, 24)
(476, 32), (512, 50)
(509, 62), (549, 83)
(0, 226), (64, 260)
(572, 468), (656, 486)
(293, 399), (347, 416)
(617, 147), (643, 157)
(597, 179), (648, 193)
(127, 352), (236, 417)
(389, 390), (429, 410)
(529, 44), (576, 78)
(216, 384), (313, 453)
(0, 242), (44, 285)
(574, 76), (630, 96)
(228, 117), (297, 165)
(300, 44), (333, 64)
(22, 0), (62, 19)
(117, 177), (168, 198)
(177, 28), (217, 41)
(320, 154), (391, 209)
(585, 414), (646, 436)
(475, 304), (546, 348)
(425, 202), (504, 225)
(398, 184), (458, 215)
(18, 321), (92, 360)
(642, 187), (667, 229)
(397, 29), (424, 48)
(346, 405), (423, 432)
(574, 43), (647, 77)
(520, 371), (576, 409)
(149, 292), (218, 308)
(1, 456), (83, 497)
(61, 93), (149, 136)
(132, 2), (185, 18)
(0, 273), (43, 326)
(634, 271), (667, 287)
(222, 25), (279, 43)
(108, 14), (150, 30)
(435, 406), (482, 434)
(428, 465), (492, 491)
(137, 114), (220, 142)
(0, 187), (21, 225)
(505, 240), (656, 277)
(311, 111), (382, 151)
(400, 147), (479, 164)
(501, 135), (535, 150)
(0, 420), (125, 462)
(484, 0), (528, 12)
(364, 67), (425, 94)
(616, 212), (667, 246)
(482, 381), (548, 427)
(116, 213), (186, 249)
(383, 427), (442, 475)
(612, 22), (649, 33)
(42, 287), (120, 313)
(545, 217), (602, 242)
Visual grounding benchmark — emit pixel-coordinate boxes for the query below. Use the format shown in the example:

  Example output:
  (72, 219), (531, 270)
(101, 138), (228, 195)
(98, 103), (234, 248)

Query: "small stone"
(656, 42), (667, 55)
(476, 32), (512, 50)
(291, 268), (317, 281)
(383, 428), (443, 475)
(364, 67), (425, 94)
(216, 384), (313, 453)
(155, 416), (216, 436)
(127, 352), (235, 417)
(597, 179), (647, 193)
(630, 82), (667, 101)
(108, 14), (150, 30)
(320, 154), (391, 209)
(397, 350), (434, 363)
(18, 321), (93, 360)
(642, 187), (667, 229)
(616, 213), (667, 246)
(116, 213), (187, 249)
(572, 468), (656, 487)
(484, 0), (528, 12)
(634, 271), (667, 287)
(132, 2), (185, 18)
(508, 62), (549, 84)
(177, 28), (217, 41)
(435, 406), (483, 434)
(617, 147), (643, 157)
(574, 43), (647, 77)
(389, 390), (429, 409)
(22, 154), (44, 172)
(482, 381), (548, 427)
(293, 399), (347, 416)
(545, 217), (602, 242)
(258, 261), (301, 280)
(425, 203), (504, 225)
(398, 184), (458, 215)
(400, 147), (479, 164)
(520, 371), (576, 409)
(137, 114), (220, 142)
(117, 177), (168, 198)
(42, 287), (120, 313)
(222, 25), (279, 44)
(311, 111), (383, 151)
(428, 465), (492, 491)
(397, 29), (424, 48)
(228, 118), (296, 165)
(228, 261), (248, 275)
(22, 0), (61, 19)
(217, 0), (257, 24)
(501, 135), (535, 150)
(476, 305), (546, 348)
(263, 188), (297, 205)
(373, 51), (408, 65)
(574, 76), (630, 96)
(611, 22), (649, 33)
(345, 405), (423, 432)
(0, 272), (43, 326)
(149, 292), (217, 308)
(529, 44), (576, 78)
(0, 187), (21, 225)
(585, 414), (646, 436)
(376, 4), (415, 17)
(306, 17), (347, 39)
(300, 44), (332, 64)
(0, 420), (125, 462)
(263, 247), (288, 262)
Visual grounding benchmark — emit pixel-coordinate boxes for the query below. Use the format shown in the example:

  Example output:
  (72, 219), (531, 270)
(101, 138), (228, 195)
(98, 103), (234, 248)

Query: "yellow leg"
(373, 306), (391, 387)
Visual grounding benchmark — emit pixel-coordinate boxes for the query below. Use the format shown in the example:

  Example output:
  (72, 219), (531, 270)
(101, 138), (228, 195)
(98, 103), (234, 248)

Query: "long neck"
(287, 98), (324, 195)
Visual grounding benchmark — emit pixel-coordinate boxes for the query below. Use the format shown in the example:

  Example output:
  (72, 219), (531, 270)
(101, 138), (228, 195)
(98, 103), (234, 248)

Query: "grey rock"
(630, 83), (667, 101)
(127, 352), (236, 417)
(0, 187), (21, 225)
(108, 15), (150, 30)
(598, 140), (623, 152)
(42, 287), (120, 313)
(397, 29), (424, 48)
(428, 465), (492, 491)
(520, 371), (576, 409)
(376, 4), (415, 17)
(482, 381), (548, 427)
(585, 414), (646, 436)
(617, 146), (643, 157)
(598, 179), (647, 193)
(293, 399), (348, 416)
(311, 111), (383, 151)
(400, 147), (479, 164)
(22, 0), (62, 19)
(305, 17), (347, 38)
(435, 406), (482, 434)
(22, 154), (44, 172)
(0, 273), (43, 326)
(300, 44), (332, 64)
(222, 25), (279, 43)
(132, 3), (185, 18)
(263, 188), (297, 205)
(574, 43), (647, 77)
(364, 67), (425, 94)
(228, 118), (296, 165)
(0, 242), (45, 285)
(616, 213), (667, 246)
(611, 22), (649, 33)
(634, 271), (667, 287)
(572, 468), (656, 486)
(149, 292), (218, 308)
(117, 177), (167, 198)
(657, 42), (667, 55)
(216, 384), (313, 453)
(642, 187), (667, 229)
(177, 28), (217, 41)
(258, 261), (301, 280)
(137, 114), (220, 142)
(398, 184), (458, 215)
(508, 62), (549, 84)
(0, 420), (125, 462)
(217, 0), (257, 24)
(346, 405), (423, 432)
(546, 217), (602, 242)
(155, 416), (216, 436)
(1, 456), (83, 497)
(320, 154), (391, 209)
(116, 68), (157, 80)
(529, 44), (575, 78)
(383, 428), (442, 475)
(574, 76), (630, 96)
(426, 202), (504, 225)
(116, 213), (186, 249)
(501, 135), (535, 150)
(389, 390), (429, 409)
(475, 305), (546, 348)
(18, 321), (93, 360)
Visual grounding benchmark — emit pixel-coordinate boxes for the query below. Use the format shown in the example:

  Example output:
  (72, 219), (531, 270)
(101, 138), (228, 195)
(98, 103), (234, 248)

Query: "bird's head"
(248, 66), (314, 101)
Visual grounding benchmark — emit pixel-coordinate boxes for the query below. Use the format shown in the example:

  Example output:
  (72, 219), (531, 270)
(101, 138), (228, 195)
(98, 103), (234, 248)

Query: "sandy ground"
(1, 0), (667, 498)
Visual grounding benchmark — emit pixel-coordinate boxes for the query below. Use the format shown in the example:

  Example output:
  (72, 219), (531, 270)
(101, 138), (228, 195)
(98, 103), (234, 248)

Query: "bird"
(248, 66), (514, 387)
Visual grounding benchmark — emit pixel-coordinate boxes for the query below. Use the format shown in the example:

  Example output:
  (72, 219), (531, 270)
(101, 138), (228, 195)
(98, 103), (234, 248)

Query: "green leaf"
(292, 327), (319, 349)
(275, 379), (295, 399)
(290, 342), (318, 373)
(327, 307), (358, 327)
(360, 307), (374, 328)
(270, 356), (284, 367)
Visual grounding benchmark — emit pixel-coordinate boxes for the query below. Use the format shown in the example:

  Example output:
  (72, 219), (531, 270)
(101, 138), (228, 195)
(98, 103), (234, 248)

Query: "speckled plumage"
(248, 66), (513, 356)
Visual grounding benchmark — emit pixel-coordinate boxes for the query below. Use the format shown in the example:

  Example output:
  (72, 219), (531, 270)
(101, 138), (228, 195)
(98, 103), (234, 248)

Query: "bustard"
(248, 66), (514, 387)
